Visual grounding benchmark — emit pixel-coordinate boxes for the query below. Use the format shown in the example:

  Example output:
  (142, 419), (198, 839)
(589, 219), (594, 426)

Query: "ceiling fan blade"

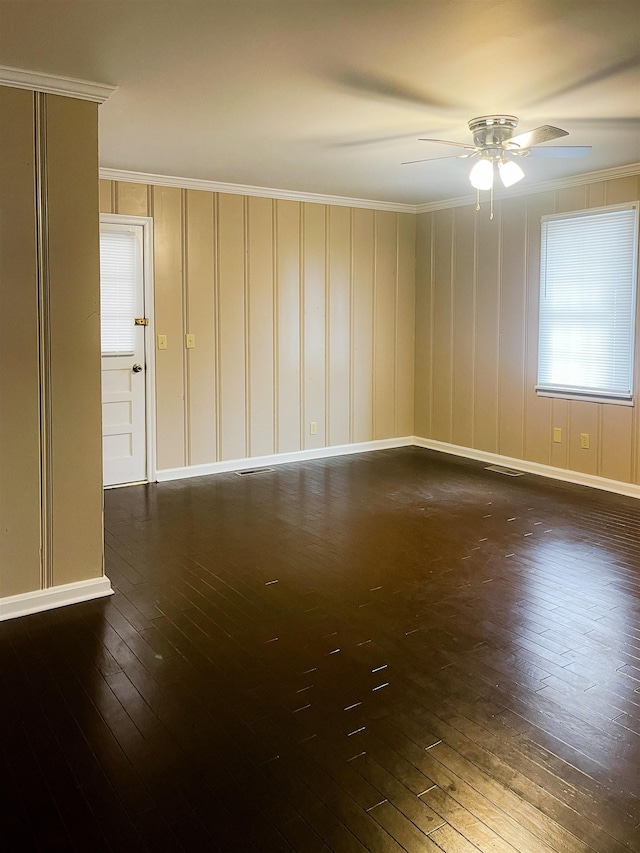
(418, 138), (477, 150)
(507, 125), (569, 149)
(525, 145), (592, 158)
(401, 152), (477, 165)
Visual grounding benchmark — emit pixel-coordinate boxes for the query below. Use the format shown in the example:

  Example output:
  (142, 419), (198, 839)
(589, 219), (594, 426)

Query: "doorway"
(100, 214), (155, 487)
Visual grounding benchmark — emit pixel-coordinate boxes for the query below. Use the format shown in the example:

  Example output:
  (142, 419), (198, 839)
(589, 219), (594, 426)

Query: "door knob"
(132, 363), (143, 373)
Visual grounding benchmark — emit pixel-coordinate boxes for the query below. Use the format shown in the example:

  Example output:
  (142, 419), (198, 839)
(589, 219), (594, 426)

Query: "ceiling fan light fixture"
(498, 158), (525, 188)
(469, 158), (493, 190)
(405, 115), (585, 217)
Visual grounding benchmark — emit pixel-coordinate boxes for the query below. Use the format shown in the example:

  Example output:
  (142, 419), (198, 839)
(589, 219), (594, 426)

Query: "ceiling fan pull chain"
(476, 188), (480, 212)
(490, 183), (494, 221)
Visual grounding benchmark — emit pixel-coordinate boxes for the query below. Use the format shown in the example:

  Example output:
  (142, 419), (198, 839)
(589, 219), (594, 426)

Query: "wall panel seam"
(34, 91), (53, 589)
(181, 189), (191, 466)
(394, 214), (399, 437)
(244, 196), (251, 458)
(271, 199), (280, 453)
(496, 203), (502, 455)
(471, 211), (477, 448)
(449, 210), (454, 444)
(630, 179), (640, 483)
(299, 204), (305, 449)
(429, 213), (435, 438)
(521, 199), (529, 458)
(596, 404), (603, 477)
(348, 208), (355, 444)
(325, 206), (331, 446)
(214, 193), (222, 462)
(372, 211), (378, 438)
(273, 199), (279, 454)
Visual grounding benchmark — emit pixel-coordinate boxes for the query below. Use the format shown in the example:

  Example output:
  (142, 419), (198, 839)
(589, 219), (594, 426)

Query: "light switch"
(157, 334), (167, 350)
(185, 333), (196, 349)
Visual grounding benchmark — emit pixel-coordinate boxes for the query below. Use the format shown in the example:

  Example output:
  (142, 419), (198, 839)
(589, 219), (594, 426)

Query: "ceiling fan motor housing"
(468, 115), (520, 157)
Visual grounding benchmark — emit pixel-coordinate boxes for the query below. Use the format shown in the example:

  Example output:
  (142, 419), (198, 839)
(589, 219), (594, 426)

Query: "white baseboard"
(156, 437), (415, 482)
(413, 436), (640, 500)
(158, 434), (640, 499)
(0, 576), (113, 622)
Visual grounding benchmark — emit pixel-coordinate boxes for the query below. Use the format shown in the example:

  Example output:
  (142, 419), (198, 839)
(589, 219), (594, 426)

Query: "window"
(537, 203), (639, 404)
(100, 227), (141, 356)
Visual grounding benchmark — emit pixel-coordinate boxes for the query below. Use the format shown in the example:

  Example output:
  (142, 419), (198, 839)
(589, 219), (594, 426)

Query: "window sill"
(535, 387), (634, 406)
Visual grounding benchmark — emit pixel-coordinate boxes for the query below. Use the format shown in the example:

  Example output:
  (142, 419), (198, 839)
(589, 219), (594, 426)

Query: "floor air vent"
(236, 467), (274, 476)
(485, 465), (525, 477)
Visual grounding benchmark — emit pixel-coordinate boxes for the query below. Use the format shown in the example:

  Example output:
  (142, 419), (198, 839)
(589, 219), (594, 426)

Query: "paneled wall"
(100, 181), (416, 472)
(0, 87), (104, 598)
(415, 174), (640, 485)
(0, 87), (41, 596)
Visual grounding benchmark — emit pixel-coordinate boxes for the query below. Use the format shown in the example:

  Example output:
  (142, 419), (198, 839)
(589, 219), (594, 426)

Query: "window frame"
(535, 201), (639, 407)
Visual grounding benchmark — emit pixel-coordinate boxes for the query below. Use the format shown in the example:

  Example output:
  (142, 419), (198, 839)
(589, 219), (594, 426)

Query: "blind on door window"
(100, 230), (137, 356)
(537, 204), (638, 402)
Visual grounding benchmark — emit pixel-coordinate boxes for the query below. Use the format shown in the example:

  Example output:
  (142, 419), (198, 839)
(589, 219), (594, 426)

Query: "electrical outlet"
(310, 422), (318, 435)
(553, 427), (562, 443)
(185, 333), (196, 349)
(580, 433), (590, 449)
(157, 334), (167, 350)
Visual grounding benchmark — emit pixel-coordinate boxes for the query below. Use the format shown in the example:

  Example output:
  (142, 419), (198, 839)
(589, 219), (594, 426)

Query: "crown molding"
(415, 162), (640, 214)
(0, 65), (115, 103)
(101, 162), (639, 215)
(99, 168), (416, 213)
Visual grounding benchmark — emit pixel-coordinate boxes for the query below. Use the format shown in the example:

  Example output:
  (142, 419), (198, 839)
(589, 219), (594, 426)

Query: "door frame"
(100, 213), (157, 484)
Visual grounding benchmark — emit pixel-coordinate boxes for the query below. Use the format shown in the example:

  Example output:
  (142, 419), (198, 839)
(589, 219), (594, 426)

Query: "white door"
(100, 222), (147, 487)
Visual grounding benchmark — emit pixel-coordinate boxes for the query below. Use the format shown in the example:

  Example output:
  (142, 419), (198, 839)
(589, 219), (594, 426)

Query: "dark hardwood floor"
(2, 447), (640, 851)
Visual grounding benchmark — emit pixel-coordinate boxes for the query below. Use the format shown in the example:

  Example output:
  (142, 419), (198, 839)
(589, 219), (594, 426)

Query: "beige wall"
(100, 170), (640, 489)
(100, 181), (416, 471)
(415, 173), (640, 485)
(0, 87), (42, 596)
(0, 87), (104, 597)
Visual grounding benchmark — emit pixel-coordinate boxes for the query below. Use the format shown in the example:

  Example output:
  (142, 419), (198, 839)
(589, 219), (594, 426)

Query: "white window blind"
(537, 203), (639, 403)
(100, 230), (137, 356)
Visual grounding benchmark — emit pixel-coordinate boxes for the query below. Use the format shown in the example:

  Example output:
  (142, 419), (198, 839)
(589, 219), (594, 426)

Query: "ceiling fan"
(403, 115), (591, 212)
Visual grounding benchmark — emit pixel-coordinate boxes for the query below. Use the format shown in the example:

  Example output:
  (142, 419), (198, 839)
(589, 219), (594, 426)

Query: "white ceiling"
(1, 0), (639, 205)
